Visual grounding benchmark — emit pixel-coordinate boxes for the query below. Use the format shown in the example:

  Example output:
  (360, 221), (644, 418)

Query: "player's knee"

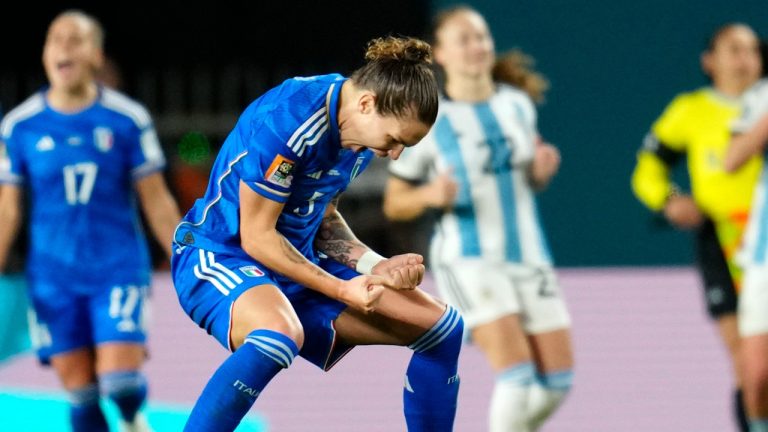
(409, 305), (464, 358)
(534, 369), (574, 408)
(68, 382), (101, 407)
(267, 319), (304, 350)
(243, 328), (301, 369)
(744, 361), (768, 397)
(526, 369), (573, 428)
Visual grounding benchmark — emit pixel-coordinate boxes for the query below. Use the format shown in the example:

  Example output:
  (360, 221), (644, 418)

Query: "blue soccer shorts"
(26, 275), (149, 365)
(171, 245), (356, 371)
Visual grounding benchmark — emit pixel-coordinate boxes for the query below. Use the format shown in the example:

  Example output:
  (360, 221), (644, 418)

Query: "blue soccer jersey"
(0, 88), (165, 291)
(174, 74), (373, 261)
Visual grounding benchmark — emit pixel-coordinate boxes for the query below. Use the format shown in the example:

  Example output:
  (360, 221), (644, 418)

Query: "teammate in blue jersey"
(384, 7), (572, 431)
(0, 10), (181, 432)
(171, 36), (463, 431)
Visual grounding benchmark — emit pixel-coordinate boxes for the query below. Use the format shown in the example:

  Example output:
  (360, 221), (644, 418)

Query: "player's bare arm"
(136, 172), (181, 259)
(315, 197), (425, 290)
(724, 113), (768, 173)
(240, 181), (384, 312)
(0, 184), (22, 272)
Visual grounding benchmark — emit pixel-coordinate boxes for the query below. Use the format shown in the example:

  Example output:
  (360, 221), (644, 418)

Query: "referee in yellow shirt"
(632, 23), (763, 432)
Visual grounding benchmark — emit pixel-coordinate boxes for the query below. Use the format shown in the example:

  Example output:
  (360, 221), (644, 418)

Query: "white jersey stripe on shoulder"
(100, 88), (152, 129)
(296, 123), (329, 157)
(291, 114), (326, 152)
(286, 107), (326, 151)
(1, 94), (45, 137)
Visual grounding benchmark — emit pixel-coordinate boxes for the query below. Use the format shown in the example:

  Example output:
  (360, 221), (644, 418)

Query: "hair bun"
(365, 36), (433, 64)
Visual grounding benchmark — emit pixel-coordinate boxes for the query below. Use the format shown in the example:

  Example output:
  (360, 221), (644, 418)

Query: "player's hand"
(372, 253), (425, 290)
(530, 140), (561, 185)
(337, 275), (386, 314)
(424, 171), (458, 210)
(664, 194), (703, 229)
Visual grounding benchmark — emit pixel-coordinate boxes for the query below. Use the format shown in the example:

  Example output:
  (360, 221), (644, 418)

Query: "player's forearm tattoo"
(316, 211), (363, 267)
(280, 236), (306, 264)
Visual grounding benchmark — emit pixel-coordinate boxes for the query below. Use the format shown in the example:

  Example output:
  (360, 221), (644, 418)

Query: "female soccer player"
(632, 24), (763, 431)
(383, 7), (573, 431)
(171, 36), (462, 431)
(0, 10), (181, 432)
(724, 76), (768, 432)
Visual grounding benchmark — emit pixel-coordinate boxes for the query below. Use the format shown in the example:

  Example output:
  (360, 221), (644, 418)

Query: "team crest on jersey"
(36, 136), (55, 152)
(0, 141), (8, 172)
(239, 266), (265, 277)
(94, 127), (114, 152)
(265, 154), (295, 187)
(350, 156), (366, 180)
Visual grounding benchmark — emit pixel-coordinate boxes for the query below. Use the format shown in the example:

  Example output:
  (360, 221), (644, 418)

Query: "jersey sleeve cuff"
(247, 180), (291, 203)
(0, 172), (23, 184)
(131, 161), (166, 181)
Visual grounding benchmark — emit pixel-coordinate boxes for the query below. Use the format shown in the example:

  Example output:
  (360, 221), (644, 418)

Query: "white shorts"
(739, 265), (768, 337)
(431, 260), (571, 333)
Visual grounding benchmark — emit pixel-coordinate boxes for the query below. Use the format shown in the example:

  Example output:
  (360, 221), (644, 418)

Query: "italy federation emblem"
(94, 127), (114, 152)
(239, 266), (265, 277)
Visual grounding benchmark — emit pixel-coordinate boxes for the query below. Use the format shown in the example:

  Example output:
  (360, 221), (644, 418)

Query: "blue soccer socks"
(404, 305), (464, 431)
(184, 329), (299, 432)
(69, 383), (109, 432)
(99, 370), (148, 423)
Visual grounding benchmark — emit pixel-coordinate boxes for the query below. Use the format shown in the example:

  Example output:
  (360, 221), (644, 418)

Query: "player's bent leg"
(738, 266), (768, 431)
(51, 348), (108, 432)
(742, 334), (768, 431)
(716, 313), (748, 431)
(526, 328), (574, 431)
(334, 288), (462, 432)
(185, 284), (302, 432)
(96, 343), (149, 431)
(472, 315), (535, 432)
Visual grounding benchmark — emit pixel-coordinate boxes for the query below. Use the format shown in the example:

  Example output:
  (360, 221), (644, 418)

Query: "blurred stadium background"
(1, 0), (767, 430)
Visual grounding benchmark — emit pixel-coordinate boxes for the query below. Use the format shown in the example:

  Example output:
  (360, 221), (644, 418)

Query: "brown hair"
(350, 36), (439, 125)
(492, 49), (550, 103)
(432, 5), (550, 103)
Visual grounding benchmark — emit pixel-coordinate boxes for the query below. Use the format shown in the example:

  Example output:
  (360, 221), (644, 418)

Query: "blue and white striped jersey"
(173, 74), (373, 261)
(389, 84), (552, 266)
(735, 79), (768, 264)
(0, 87), (165, 288)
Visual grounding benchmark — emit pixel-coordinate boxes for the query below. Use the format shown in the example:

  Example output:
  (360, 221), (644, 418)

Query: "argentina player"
(0, 10), (181, 432)
(384, 7), (573, 432)
(171, 37), (463, 431)
(725, 76), (768, 432)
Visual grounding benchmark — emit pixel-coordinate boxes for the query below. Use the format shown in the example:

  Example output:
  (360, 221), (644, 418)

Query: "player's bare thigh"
(528, 328), (574, 372)
(95, 342), (145, 374)
(334, 287), (446, 346)
(471, 314), (531, 371)
(229, 284), (304, 350)
(50, 348), (97, 390)
(50, 343), (148, 390)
